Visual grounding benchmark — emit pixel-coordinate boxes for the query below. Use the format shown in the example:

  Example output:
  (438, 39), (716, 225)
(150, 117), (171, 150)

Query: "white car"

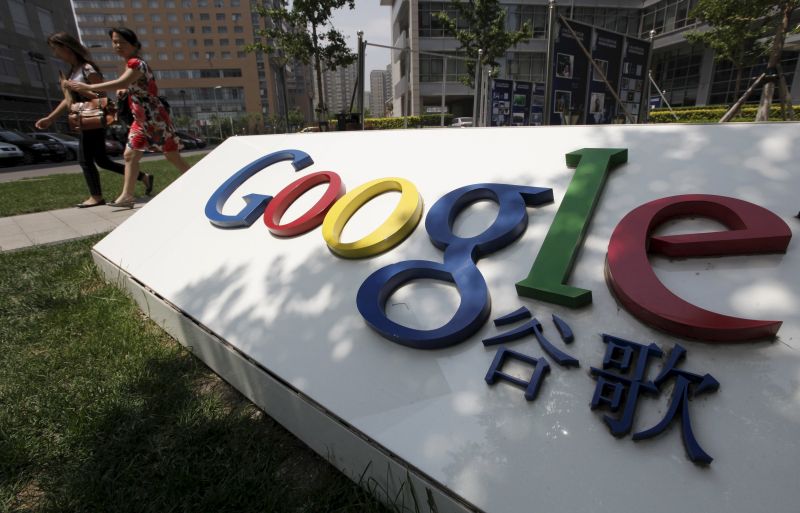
(451, 117), (474, 127)
(0, 141), (23, 167)
(29, 132), (80, 161)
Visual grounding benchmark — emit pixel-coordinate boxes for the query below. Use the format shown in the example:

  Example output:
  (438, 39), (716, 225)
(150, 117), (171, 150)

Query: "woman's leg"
(164, 151), (191, 173)
(78, 130), (104, 205)
(117, 146), (144, 203)
(92, 135), (151, 192)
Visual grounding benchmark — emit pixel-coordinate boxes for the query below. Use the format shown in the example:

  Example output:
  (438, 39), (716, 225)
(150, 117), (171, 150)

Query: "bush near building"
(363, 114), (454, 129)
(649, 105), (788, 123)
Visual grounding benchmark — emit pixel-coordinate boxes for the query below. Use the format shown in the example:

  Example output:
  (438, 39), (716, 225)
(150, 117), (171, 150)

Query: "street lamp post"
(28, 51), (53, 111)
(213, 85), (223, 141)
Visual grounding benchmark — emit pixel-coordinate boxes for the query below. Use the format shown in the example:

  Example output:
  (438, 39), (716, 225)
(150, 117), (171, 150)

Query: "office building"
(316, 61), (358, 115)
(0, 0), (78, 131)
(370, 68), (392, 117)
(71, 0), (314, 134)
(380, 0), (800, 117)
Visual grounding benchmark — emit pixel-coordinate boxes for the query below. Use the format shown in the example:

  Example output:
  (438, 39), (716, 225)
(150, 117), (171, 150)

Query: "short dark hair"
(108, 26), (142, 50)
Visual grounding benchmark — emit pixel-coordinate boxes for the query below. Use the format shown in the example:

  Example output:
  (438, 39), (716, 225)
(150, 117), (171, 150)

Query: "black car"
(0, 130), (67, 165)
(175, 131), (206, 148)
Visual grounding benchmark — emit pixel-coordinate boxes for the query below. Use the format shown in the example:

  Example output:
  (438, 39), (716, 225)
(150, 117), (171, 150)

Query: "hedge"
(649, 105), (789, 123)
(364, 114), (454, 130)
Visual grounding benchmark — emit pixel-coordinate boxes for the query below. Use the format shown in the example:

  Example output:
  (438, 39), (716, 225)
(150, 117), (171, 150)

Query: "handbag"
(68, 96), (117, 132)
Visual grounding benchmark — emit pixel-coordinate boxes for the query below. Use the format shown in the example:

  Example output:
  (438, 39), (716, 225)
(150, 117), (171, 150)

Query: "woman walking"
(35, 32), (153, 208)
(68, 27), (190, 208)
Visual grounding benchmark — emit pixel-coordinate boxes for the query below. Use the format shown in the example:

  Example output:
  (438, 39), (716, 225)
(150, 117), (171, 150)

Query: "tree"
(755, 0), (799, 120)
(686, 0), (769, 102)
(435, 0), (531, 86)
(250, 0), (356, 122)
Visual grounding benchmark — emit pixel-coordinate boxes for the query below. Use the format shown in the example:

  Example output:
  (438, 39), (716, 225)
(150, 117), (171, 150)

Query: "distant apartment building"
(70, 0), (314, 133)
(316, 61), (358, 115)
(381, 0), (800, 117)
(369, 69), (389, 116)
(0, 0), (78, 131)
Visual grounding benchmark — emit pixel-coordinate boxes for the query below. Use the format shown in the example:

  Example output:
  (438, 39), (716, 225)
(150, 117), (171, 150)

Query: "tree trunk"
(311, 24), (327, 123)
(777, 64), (796, 120)
(756, 3), (793, 121)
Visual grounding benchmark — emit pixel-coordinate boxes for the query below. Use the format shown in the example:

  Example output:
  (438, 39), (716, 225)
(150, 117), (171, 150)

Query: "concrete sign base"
(93, 124), (800, 513)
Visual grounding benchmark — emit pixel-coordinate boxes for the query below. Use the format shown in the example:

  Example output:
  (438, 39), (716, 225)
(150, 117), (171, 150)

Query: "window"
(202, 26), (212, 33)
(167, 14), (177, 22)
(217, 26), (228, 33)
(165, 0), (176, 7)
(651, 44), (704, 106)
(191, 51), (200, 59)
(231, 0), (240, 6)
(182, 0), (192, 6)
(507, 52), (546, 82)
(234, 26), (244, 33)
(138, 27), (148, 35)
(156, 39), (167, 48)
(203, 39), (214, 46)
(419, 52), (470, 82)
(186, 26), (195, 34)
(220, 39), (229, 46)
(158, 52), (168, 60)
(174, 52), (184, 60)
(200, 13), (210, 21)
(9, 0), (33, 35)
(237, 51), (246, 58)
(184, 13), (193, 21)
(151, 14), (161, 22)
(132, 0), (143, 7)
(222, 51), (231, 59)
(708, 51), (799, 105)
(172, 39), (183, 47)
(198, 0), (209, 6)
(170, 27), (181, 34)
(37, 7), (55, 36)
(506, 5), (547, 38)
(235, 38), (245, 46)
(134, 14), (145, 22)
(205, 51), (215, 59)
(148, 0), (159, 7)
(187, 39), (197, 47)
(0, 45), (19, 83)
(640, 0), (699, 38)
(217, 13), (226, 21)
(232, 13), (241, 22)
(153, 26), (164, 34)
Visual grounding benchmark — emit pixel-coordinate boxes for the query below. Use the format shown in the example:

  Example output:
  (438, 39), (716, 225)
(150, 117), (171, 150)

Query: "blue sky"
(330, 0), (393, 79)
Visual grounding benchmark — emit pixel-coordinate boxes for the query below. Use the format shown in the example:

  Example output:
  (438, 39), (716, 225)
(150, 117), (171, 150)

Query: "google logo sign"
(205, 148), (792, 349)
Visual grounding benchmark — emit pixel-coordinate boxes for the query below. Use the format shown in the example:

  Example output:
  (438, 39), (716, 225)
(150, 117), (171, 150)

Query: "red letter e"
(606, 195), (792, 342)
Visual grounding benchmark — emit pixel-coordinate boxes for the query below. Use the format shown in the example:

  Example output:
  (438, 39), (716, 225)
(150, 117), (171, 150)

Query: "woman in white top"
(35, 32), (153, 208)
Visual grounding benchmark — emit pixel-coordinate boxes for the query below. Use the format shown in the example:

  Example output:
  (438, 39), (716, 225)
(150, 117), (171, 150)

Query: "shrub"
(648, 105), (786, 123)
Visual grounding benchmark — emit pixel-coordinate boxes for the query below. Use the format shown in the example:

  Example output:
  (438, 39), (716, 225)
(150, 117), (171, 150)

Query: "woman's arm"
(34, 99), (69, 130)
(67, 66), (142, 94)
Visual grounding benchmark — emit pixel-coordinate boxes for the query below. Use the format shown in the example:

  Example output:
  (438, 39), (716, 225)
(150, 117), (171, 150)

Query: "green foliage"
(364, 114), (454, 129)
(249, 0), (356, 118)
(434, 0), (531, 86)
(0, 238), (390, 512)
(0, 154), (207, 217)
(648, 105), (784, 123)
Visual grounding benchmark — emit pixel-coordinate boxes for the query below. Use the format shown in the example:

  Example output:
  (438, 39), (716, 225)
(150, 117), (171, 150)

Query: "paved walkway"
(0, 201), (142, 252)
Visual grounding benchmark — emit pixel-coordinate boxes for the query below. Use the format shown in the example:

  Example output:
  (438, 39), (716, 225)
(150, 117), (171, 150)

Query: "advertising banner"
(586, 28), (624, 125)
(490, 79), (514, 126)
(550, 18), (592, 125)
(619, 36), (651, 123)
(530, 82), (545, 125)
(511, 81), (532, 126)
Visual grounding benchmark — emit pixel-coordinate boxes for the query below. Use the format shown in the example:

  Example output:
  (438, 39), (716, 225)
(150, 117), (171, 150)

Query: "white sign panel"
(94, 124), (800, 513)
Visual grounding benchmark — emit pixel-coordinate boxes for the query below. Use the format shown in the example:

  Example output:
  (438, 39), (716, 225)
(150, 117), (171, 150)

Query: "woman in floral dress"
(68, 27), (190, 208)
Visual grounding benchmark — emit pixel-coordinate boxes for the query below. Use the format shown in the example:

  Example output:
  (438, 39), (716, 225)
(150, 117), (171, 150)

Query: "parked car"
(0, 141), (24, 167)
(175, 131), (206, 148)
(450, 117), (474, 128)
(104, 138), (124, 156)
(0, 130), (67, 164)
(28, 132), (80, 160)
(175, 133), (197, 150)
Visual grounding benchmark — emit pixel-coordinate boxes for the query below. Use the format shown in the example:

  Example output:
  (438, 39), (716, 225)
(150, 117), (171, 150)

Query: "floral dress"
(125, 57), (181, 153)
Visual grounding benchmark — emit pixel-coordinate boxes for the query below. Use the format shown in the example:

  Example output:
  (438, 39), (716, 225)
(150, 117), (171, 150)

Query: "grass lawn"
(0, 236), (390, 512)
(0, 154), (206, 218)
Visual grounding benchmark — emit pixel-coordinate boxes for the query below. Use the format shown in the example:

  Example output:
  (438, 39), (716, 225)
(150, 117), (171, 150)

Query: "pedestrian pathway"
(0, 202), (142, 252)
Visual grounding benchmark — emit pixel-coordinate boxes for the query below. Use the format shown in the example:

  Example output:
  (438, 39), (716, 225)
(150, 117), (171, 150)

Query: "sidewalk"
(0, 201), (142, 252)
(0, 149), (210, 253)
